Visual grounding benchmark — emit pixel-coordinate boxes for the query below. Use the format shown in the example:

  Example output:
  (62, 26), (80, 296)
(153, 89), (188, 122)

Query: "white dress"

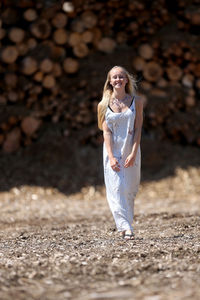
(103, 96), (141, 232)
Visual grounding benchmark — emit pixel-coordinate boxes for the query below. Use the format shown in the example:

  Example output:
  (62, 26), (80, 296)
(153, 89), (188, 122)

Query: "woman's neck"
(112, 90), (126, 100)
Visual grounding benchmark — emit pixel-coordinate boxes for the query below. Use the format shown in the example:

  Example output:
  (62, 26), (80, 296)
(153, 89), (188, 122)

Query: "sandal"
(124, 233), (135, 240)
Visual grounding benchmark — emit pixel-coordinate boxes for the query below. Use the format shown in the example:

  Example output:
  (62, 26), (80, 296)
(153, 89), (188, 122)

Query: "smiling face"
(109, 67), (128, 90)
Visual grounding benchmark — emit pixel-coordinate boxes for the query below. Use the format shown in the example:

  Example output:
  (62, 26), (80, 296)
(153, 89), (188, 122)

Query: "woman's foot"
(124, 230), (134, 240)
(119, 230), (125, 238)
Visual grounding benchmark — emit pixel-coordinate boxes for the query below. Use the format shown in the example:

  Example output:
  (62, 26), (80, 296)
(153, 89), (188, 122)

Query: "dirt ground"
(0, 135), (200, 300)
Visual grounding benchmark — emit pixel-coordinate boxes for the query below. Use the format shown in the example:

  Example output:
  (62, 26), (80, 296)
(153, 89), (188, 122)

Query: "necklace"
(111, 94), (129, 110)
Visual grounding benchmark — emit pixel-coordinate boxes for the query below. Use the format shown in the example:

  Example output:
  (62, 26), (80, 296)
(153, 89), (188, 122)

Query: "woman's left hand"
(124, 153), (136, 168)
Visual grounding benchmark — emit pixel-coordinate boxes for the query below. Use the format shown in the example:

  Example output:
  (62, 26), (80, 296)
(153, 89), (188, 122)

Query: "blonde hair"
(97, 66), (137, 130)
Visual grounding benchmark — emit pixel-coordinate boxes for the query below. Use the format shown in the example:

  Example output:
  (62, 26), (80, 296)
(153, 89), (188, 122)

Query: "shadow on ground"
(0, 123), (200, 195)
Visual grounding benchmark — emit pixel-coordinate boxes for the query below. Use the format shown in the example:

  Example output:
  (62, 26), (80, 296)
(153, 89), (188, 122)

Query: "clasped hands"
(110, 153), (136, 172)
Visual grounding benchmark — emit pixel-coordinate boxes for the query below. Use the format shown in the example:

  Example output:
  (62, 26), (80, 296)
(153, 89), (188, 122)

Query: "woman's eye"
(112, 75), (124, 79)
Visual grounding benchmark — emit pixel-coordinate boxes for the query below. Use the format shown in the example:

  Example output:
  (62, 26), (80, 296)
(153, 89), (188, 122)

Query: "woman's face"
(109, 67), (128, 90)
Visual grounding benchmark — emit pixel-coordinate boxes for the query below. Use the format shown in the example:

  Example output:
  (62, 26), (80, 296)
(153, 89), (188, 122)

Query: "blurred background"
(1, 2), (200, 299)
(0, 0), (199, 198)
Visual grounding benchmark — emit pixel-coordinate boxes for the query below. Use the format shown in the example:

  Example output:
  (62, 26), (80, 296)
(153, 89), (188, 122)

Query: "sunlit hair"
(97, 66), (137, 130)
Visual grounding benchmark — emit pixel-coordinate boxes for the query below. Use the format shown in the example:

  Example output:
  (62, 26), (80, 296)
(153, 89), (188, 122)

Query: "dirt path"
(0, 166), (200, 300)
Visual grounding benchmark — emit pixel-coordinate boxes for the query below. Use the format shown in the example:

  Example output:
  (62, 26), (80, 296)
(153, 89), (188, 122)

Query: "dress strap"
(130, 95), (135, 108)
(108, 104), (114, 112)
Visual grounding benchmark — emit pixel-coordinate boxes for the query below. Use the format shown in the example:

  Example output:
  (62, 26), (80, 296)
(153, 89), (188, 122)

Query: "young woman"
(98, 66), (143, 240)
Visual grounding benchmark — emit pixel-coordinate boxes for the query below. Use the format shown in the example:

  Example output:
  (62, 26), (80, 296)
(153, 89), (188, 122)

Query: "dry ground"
(0, 173), (200, 300)
(0, 137), (200, 300)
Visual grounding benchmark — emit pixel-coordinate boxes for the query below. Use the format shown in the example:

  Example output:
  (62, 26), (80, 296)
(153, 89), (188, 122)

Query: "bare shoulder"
(102, 119), (111, 132)
(98, 99), (103, 108)
(97, 100), (104, 113)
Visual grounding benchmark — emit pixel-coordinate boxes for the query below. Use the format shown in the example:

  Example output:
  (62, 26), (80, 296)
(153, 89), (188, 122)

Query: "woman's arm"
(102, 120), (120, 172)
(124, 97), (143, 168)
(131, 97), (143, 157)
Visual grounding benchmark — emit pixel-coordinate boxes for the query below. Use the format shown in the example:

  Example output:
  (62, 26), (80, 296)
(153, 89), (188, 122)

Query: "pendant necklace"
(111, 94), (128, 110)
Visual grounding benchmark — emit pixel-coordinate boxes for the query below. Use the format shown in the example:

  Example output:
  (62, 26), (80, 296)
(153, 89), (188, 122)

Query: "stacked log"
(0, 0), (200, 152)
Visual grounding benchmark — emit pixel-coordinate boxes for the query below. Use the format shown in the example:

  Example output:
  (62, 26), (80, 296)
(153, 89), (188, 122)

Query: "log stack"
(0, 0), (199, 152)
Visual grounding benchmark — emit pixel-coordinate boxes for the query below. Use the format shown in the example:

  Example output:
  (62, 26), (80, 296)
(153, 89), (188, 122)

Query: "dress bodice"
(104, 96), (136, 159)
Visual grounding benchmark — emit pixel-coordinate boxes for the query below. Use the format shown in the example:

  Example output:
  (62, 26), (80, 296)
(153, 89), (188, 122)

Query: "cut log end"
(53, 28), (68, 45)
(1, 46), (19, 64)
(3, 128), (21, 153)
(97, 38), (116, 53)
(9, 27), (25, 43)
(138, 43), (154, 60)
(21, 116), (41, 136)
(63, 58), (79, 73)
(143, 61), (163, 82)
(42, 75), (56, 89)
(21, 57), (38, 75)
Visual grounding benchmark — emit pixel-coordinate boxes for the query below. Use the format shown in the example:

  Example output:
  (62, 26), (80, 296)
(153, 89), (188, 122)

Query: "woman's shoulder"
(97, 100), (103, 109)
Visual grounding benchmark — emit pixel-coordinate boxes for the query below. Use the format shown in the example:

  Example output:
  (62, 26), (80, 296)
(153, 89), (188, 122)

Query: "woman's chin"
(114, 85), (123, 89)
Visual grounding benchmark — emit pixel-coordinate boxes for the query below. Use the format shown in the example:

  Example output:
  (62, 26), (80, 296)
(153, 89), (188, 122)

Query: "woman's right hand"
(110, 157), (120, 172)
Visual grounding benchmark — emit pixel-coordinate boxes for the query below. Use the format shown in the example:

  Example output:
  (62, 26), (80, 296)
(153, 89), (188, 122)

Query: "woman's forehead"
(110, 67), (125, 76)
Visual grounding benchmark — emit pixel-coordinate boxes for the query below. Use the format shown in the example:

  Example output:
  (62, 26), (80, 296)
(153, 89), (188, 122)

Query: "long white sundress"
(103, 96), (141, 232)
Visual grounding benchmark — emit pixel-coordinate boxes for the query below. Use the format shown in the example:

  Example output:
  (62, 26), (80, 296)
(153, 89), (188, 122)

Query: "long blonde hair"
(97, 66), (137, 130)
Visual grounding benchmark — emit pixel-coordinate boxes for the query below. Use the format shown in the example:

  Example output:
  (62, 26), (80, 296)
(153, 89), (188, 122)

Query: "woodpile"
(0, 0), (199, 152)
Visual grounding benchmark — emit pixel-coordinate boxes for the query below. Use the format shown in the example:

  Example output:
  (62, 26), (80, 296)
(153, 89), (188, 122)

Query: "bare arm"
(131, 97), (143, 157)
(102, 120), (120, 172)
(102, 120), (114, 160)
(124, 97), (143, 168)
